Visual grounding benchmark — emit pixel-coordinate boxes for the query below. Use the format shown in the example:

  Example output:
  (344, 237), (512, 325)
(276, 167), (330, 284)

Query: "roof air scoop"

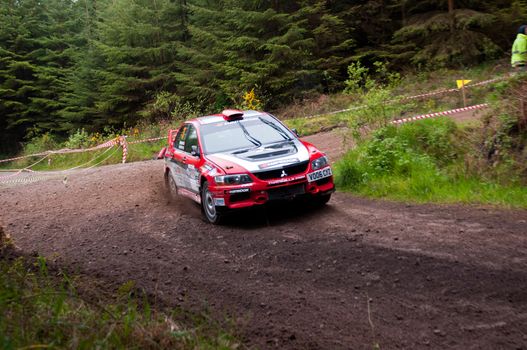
(222, 109), (244, 121)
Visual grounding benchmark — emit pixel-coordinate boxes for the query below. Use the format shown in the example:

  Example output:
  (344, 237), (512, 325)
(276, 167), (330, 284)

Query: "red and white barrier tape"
(391, 103), (489, 125)
(0, 135), (166, 165)
(128, 136), (166, 145)
(0, 152), (49, 164)
(118, 136), (167, 163)
(304, 75), (508, 119)
(398, 76), (508, 102)
(118, 136), (128, 163)
(0, 137), (120, 164)
(0, 154), (51, 181)
(0, 145), (121, 186)
(398, 88), (458, 102)
(469, 76), (508, 88)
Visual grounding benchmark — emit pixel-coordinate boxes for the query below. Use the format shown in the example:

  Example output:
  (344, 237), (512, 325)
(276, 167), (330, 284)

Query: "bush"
(140, 92), (201, 122)
(334, 118), (527, 208)
(24, 133), (60, 155)
(391, 118), (461, 166)
(64, 129), (92, 149)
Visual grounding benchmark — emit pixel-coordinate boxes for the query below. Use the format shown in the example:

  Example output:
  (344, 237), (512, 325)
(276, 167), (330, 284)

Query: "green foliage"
(284, 112), (349, 136)
(64, 129), (92, 149)
(23, 133), (60, 156)
(0, 253), (239, 349)
(344, 61), (408, 139)
(336, 121), (449, 188)
(0, 0), (523, 156)
(335, 118), (527, 208)
(141, 92), (201, 122)
(391, 118), (460, 166)
(344, 62), (371, 94)
(0, 0), (83, 153)
(91, 0), (191, 127)
(390, 2), (506, 67)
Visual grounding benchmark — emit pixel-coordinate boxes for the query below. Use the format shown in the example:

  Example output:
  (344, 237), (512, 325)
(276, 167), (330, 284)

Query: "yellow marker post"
(457, 80), (471, 107)
(456, 80), (472, 89)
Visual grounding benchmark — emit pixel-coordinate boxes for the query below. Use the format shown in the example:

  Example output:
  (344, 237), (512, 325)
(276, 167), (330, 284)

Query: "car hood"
(206, 139), (310, 173)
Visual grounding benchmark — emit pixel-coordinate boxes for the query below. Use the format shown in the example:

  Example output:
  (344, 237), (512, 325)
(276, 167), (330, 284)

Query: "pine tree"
(0, 0), (46, 145)
(188, 0), (347, 108)
(0, 0), (83, 152)
(293, 0), (355, 92)
(91, 0), (190, 127)
(58, 0), (104, 132)
(339, 0), (400, 65)
(390, 0), (503, 67)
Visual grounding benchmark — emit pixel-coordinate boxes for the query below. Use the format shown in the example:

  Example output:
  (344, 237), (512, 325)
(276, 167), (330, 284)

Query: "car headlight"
(311, 156), (329, 170)
(214, 174), (252, 185)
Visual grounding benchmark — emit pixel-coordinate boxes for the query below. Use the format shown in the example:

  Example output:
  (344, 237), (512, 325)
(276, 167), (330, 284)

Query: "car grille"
(267, 183), (306, 200)
(230, 192), (251, 203)
(316, 177), (332, 186)
(253, 161), (309, 180)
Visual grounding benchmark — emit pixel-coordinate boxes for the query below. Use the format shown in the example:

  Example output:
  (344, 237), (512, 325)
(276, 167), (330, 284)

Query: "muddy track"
(1, 158), (526, 350)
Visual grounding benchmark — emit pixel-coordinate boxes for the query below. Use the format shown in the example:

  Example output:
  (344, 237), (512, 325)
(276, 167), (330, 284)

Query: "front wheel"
(201, 181), (223, 224)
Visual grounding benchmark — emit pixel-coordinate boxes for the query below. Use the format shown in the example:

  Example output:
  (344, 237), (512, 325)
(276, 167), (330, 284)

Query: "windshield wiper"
(259, 117), (292, 141)
(237, 121), (262, 147)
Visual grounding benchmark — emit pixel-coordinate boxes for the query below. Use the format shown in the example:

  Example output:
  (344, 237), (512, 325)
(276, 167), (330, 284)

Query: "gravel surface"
(1, 157), (526, 349)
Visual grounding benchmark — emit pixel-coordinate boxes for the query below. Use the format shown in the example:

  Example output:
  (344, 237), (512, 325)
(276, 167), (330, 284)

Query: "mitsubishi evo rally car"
(161, 109), (335, 224)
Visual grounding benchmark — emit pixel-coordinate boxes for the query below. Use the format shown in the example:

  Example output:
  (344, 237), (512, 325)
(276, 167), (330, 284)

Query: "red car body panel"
(163, 110), (335, 211)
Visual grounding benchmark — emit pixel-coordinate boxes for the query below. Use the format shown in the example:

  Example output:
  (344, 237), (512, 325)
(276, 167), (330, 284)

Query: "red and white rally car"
(160, 109), (335, 224)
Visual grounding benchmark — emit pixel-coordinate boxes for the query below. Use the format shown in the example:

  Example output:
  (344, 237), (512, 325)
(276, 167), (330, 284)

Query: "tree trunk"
(401, 0), (406, 26)
(448, 0), (455, 32)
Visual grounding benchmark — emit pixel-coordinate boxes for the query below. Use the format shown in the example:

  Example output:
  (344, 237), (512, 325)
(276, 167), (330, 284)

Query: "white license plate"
(307, 167), (332, 182)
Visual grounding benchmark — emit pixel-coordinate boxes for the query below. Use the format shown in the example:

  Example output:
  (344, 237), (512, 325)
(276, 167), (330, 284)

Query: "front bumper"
(209, 167), (335, 210)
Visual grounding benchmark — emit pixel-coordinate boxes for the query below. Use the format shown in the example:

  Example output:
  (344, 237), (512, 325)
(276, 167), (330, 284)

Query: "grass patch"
(0, 241), (239, 349)
(0, 121), (173, 171)
(284, 113), (350, 136)
(334, 118), (527, 208)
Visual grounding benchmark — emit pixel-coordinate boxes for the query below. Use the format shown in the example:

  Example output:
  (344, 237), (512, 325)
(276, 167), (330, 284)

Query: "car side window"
(184, 125), (199, 155)
(174, 125), (188, 151)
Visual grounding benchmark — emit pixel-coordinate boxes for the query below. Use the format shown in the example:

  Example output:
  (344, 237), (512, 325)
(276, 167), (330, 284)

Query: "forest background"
(0, 0), (525, 155)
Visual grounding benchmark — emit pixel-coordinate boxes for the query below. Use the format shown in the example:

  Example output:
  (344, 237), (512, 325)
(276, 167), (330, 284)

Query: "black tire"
(201, 181), (223, 224)
(315, 193), (331, 206)
(165, 171), (178, 200)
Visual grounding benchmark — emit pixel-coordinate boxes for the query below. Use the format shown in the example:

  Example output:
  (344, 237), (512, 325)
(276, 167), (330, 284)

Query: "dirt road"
(1, 158), (526, 349)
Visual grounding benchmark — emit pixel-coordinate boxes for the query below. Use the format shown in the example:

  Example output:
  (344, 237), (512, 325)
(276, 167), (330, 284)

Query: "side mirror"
(157, 147), (167, 159)
(292, 128), (300, 137)
(191, 145), (200, 157)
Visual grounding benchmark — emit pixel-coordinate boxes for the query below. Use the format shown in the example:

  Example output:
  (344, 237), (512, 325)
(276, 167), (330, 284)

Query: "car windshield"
(200, 114), (294, 154)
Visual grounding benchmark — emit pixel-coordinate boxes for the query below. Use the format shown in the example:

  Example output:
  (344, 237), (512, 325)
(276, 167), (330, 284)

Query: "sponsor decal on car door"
(169, 124), (201, 194)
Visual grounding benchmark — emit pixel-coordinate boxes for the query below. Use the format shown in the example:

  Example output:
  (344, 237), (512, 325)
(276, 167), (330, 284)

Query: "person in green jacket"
(512, 25), (527, 69)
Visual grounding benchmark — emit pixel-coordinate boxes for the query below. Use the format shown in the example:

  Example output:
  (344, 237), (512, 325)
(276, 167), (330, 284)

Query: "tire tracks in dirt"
(1, 159), (526, 349)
